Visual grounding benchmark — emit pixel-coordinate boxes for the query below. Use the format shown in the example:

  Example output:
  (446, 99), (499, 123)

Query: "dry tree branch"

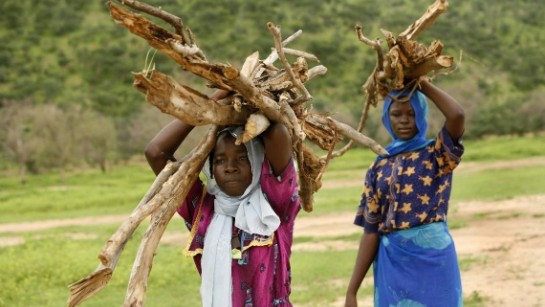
(67, 160), (180, 306)
(283, 48), (320, 62)
(267, 22), (312, 105)
(117, 0), (186, 38)
(355, 0), (452, 112)
(325, 97), (373, 159)
(132, 70), (250, 126)
(355, 25), (384, 72)
(398, 0), (449, 40)
(123, 126), (217, 306)
(116, 0), (207, 60)
(257, 30), (303, 78)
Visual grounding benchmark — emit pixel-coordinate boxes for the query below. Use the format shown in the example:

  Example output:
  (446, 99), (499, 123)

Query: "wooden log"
(405, 55), (454, 79)
(398, 0), (449, 41)
(124, 126), (217, 306)
(132, 70), (249, 126)
(68, 160), (180, 306)
(239, 112), (271, 145)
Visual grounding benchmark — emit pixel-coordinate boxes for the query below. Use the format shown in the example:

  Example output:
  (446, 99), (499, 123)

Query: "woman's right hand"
(344, 293), (358, 307)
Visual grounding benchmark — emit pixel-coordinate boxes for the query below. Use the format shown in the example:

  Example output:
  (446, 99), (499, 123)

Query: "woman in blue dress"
(345, 79), (465, 307)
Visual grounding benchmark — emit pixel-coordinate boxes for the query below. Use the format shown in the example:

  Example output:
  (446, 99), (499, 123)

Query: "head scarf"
(380, 89), (434, 158)
(200, 126), (280, 307)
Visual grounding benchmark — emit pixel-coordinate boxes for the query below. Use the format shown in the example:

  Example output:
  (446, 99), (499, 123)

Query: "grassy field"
(1, 134), (544, 306)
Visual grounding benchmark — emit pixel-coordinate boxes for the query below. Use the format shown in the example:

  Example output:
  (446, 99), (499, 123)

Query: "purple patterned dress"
(178, 160), (300, 306)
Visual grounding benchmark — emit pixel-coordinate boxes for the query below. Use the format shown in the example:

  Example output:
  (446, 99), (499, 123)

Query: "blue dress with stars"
(354, 127), (464, 306)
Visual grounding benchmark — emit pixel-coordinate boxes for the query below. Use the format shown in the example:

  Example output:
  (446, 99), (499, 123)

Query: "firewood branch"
(117, 0), (184, 36)
(132, 70), (249, 126)
(67, 160), (180, 306)
(399, 0), (449, 40)
(355, 0), (452, 110)
(124, 126), (217, 306)
(267, 22), (312, 106)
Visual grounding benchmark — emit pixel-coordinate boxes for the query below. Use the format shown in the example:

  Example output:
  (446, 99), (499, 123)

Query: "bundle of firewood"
(67, 0), (452, 306)
(357, 0), (453, 107)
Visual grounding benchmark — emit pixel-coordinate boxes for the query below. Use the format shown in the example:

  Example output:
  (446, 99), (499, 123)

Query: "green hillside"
(1, 0), (544, 174)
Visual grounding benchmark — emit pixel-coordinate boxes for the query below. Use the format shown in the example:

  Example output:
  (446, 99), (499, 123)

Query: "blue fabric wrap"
(380, 90), (434, 159)
(373, 222), (463, 307)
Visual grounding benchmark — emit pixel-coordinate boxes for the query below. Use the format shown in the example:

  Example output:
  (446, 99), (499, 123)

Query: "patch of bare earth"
(2, 157), (545, 306)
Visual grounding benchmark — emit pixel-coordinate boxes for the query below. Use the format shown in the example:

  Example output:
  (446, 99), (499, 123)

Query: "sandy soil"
(2, 157), (545, 306)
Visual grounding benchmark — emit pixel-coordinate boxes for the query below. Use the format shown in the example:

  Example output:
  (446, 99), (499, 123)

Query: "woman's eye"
(239, 156), (248, 161)
(215, 158), (224, 164)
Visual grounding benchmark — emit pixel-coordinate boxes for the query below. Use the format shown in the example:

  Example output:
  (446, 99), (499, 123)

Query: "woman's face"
(388, 100), (418, 140)
(212, 133), (252, 197)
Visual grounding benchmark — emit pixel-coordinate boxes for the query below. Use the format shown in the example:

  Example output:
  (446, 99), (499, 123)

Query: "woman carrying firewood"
(345, 78), (465, 306)
(145, 91), (300, 306)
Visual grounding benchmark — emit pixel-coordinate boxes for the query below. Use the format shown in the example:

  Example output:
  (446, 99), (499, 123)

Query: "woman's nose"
(225, 159), (238, 172)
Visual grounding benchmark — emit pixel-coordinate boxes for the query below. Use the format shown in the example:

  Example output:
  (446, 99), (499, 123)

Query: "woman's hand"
(344, 293), (358, 307)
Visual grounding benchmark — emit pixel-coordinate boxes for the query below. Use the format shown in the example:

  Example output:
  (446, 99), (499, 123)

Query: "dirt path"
(2, 157), (545, 306)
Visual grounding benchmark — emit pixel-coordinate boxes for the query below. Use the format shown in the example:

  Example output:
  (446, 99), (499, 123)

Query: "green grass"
(0, 233), (201, 307)
(0, 164), (153, 223)
(453, 166), (545, 201)
(1, 133), (545, 306)
(291, 249), (373, 305)
(461, 133), (545, 162)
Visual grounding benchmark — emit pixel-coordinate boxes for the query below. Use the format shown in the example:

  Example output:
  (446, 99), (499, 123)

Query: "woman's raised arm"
(419, 80), (465, 141)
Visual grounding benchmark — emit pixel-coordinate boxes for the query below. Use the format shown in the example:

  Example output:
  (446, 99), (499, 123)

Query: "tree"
(78, 109), (119, 172)
(31, 105), (80, 183)
(0, 100), (38, 185)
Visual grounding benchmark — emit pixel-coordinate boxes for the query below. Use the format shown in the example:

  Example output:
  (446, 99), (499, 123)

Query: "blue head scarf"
(380, 89), (434, 158)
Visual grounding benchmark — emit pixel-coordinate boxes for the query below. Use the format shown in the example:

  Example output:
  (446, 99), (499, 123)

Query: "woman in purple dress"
(145, 91), (300, 307)
(345, 79), (466, 307)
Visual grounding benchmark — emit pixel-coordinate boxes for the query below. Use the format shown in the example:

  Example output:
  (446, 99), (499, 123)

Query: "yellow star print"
(368, 198), (379, 213)
(377, 170), (383, 180)
(436, 180), (451, 194)
(385, 176), (393, 184)
(401, 184), (414, 195)
(399, 221), (410, 229)
(419, 175), (433, 186)
(404, 167), (416, 176)
(423, 160), (433, 170)
(400, 203), (412, 214)
(409, 152), (420, 161)
(416, 212), (428, 222)
(435, 139), (442, 150)
(417, 194), (430, 205)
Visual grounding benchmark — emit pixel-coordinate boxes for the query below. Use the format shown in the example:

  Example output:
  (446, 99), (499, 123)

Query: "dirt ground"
(1, 157), (545, 306)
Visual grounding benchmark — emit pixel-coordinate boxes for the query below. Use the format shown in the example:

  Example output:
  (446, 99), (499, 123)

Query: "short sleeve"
(434, 127), (465, 173)
(177, 177), (205, 230)
(354, 163), (381, 233)
(260, 158), (300, 218)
